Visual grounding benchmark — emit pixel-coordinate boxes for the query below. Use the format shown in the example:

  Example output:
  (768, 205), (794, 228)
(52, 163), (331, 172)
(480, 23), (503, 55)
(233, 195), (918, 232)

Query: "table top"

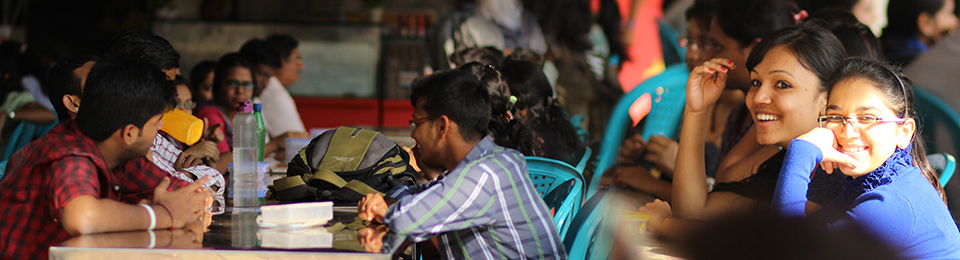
(50, 206), (407, 260)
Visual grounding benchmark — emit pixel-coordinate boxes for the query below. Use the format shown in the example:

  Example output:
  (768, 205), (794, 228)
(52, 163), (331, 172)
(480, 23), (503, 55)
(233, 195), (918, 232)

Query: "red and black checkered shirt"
(0, 121), (188, 259)
(115, 156), (189, 204)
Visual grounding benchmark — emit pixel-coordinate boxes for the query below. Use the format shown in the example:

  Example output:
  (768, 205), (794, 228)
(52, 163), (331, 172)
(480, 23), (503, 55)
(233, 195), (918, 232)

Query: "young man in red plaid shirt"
(0, 57), (214, 259)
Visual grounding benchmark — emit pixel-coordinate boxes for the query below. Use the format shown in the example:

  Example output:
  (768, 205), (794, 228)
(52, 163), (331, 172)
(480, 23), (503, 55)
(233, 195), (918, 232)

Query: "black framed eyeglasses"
(224, 79), (254, 92)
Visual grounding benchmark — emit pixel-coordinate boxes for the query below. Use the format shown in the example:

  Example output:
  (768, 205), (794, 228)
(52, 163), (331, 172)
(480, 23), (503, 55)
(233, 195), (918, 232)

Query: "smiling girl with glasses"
(774, 57), (960, 259)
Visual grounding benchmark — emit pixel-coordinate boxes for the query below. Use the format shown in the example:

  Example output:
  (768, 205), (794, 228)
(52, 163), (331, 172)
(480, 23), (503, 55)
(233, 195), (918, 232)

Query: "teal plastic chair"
(914, 87), (960, 161)
(913, 87), (960, 187)
(591, 64), (689, 198)
(563, 186), (620, 260)
(928, 153), (956, 186)
(658, 19), (685, 66)
(526, 156), (585, 238)
(574, 146), (592, 175)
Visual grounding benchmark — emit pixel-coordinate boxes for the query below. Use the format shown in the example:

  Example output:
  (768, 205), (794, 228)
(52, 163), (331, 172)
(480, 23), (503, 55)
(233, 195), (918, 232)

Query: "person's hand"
(358, 224), (390, 253)
(644, 136), (679, 176)
(153, 176), (214, 228)
(796, 128), (858, 173)
(201, 196), (213, 229)
(166, 220), (205, 249)
(357, 193), (388, 223)
(183, 140), (219, 164)
(201, 118), (224, 144)
(280, 131), (309, 139)
(638, 199), (673, 236)
(686, 58), (735, 113)
(613, 166), (656, 191)
(173, 152), (204, 172)
(265, 131), (309, 162)
(618, 133), (646, 163)
(411, 145), (445, 180)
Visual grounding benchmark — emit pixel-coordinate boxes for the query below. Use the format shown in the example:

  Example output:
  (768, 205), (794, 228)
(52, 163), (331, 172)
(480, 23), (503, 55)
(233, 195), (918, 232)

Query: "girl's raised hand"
(796, 128), (859, 173)
(686, 58), (735, 113)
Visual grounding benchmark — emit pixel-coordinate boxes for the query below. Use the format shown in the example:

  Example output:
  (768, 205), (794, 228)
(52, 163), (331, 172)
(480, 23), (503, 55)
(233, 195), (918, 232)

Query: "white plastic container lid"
(260, 201), (334, 226)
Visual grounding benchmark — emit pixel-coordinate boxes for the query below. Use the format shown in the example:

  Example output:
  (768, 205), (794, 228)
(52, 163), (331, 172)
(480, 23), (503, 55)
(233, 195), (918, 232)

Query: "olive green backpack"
(273, 127), (418, 205)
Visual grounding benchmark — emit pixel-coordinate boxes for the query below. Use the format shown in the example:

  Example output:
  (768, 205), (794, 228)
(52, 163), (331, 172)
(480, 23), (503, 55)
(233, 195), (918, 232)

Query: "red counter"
(293, 97), (414, 129)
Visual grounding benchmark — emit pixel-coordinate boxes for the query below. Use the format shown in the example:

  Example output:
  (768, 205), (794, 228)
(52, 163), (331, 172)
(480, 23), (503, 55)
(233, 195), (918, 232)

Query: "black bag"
(273, 127), (419, 205)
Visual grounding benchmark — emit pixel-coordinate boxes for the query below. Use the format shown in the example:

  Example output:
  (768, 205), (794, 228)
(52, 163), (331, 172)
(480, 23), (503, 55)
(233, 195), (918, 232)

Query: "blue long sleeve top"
(773, 139), (960, 259)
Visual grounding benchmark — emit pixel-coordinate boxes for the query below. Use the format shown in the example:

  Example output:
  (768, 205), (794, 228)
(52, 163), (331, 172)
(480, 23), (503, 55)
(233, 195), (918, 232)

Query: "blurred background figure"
(239, 36), (308, 146)
(189, 60), (217, 105)
(795, 0), (880, 32)
(881, 0), (958, 66)
(424, 0), (546, 73)
(543, 0), (625, 141)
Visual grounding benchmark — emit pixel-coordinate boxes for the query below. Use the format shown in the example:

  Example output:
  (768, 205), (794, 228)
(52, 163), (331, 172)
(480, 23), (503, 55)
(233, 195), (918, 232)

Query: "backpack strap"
(318, 127), (378, 172)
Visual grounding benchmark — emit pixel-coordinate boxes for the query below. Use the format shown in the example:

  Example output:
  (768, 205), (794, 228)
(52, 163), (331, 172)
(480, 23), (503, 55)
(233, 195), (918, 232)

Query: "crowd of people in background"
(1, 0), (960, 258)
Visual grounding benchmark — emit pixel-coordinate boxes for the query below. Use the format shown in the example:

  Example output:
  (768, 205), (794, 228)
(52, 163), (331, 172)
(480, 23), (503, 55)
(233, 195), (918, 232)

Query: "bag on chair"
(273, 127), (419, 205)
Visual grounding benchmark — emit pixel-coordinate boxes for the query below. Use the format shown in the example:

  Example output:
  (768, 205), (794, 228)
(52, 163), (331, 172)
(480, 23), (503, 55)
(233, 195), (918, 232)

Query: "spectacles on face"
(678, 35), (724, 54)
(224, 79), (254, 92)
(818, 115), (905, 130)
(178, 100), (196, 110)
(409, 116), (437, 130)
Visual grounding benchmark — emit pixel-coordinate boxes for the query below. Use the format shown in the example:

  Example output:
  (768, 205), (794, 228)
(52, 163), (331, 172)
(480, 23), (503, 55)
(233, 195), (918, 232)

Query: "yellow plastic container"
(160, 109), (204, 145)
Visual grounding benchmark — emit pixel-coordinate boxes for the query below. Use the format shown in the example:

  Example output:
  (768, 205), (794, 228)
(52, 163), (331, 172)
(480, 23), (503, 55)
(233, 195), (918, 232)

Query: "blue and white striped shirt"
(385, 137), (567, 259)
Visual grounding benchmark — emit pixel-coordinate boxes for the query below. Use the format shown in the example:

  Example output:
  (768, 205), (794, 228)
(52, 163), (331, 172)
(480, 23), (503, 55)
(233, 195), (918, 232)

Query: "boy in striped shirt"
(359, 69), (566, 259)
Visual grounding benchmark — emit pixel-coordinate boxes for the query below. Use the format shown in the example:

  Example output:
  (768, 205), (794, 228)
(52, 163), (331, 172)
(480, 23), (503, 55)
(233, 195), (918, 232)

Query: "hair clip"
(793, 10), (808, 25)
(485, 64), (496, 70)
(507, 95), (518, 111)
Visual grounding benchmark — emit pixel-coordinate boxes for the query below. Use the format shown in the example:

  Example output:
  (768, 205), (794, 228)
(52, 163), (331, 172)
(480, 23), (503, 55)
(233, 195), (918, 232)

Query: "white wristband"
(140, 204), (156, 230)
(146, 230), (156, 248)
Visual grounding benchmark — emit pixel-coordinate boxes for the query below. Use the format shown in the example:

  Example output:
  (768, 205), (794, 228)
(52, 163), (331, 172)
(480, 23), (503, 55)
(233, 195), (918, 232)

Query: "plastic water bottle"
(253, 103), (266, 161)
(232, 101), (258, 208)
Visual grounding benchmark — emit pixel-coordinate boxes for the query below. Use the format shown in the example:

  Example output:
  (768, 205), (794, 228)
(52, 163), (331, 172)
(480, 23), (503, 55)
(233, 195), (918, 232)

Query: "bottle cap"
(253, 103), (262, 111)
(236, 101), (253, 112)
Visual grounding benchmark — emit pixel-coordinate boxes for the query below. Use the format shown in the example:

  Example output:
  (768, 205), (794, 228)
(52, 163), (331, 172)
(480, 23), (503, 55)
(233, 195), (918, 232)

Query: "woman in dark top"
(641, 22), (849, 238)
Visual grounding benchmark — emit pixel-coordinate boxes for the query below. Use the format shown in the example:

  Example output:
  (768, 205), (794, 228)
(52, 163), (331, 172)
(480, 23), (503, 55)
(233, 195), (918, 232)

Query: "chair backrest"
(574, 146), (592, 175)
(563, 186), (620, 260)
(913, 87), (960, 187)
(928, 153), (956, 186)
(591, 64), (688, 198)
(526, 156), (585, 238)
(914, 87), (960, 158)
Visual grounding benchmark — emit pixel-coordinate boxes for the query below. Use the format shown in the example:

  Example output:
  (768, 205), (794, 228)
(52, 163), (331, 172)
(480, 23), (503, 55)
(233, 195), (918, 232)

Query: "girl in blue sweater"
(773, 57), (960, 259)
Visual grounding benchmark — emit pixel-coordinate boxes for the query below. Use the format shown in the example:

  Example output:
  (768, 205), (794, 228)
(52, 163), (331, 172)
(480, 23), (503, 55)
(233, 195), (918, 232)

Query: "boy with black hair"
(0, 57), (213, 259)
(246, 35), (307, 141)
(102, 31), (182, 79)
(46, 55), (97, 122)
(104, 31), (225, 206)
(357, 69), (566, 259)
